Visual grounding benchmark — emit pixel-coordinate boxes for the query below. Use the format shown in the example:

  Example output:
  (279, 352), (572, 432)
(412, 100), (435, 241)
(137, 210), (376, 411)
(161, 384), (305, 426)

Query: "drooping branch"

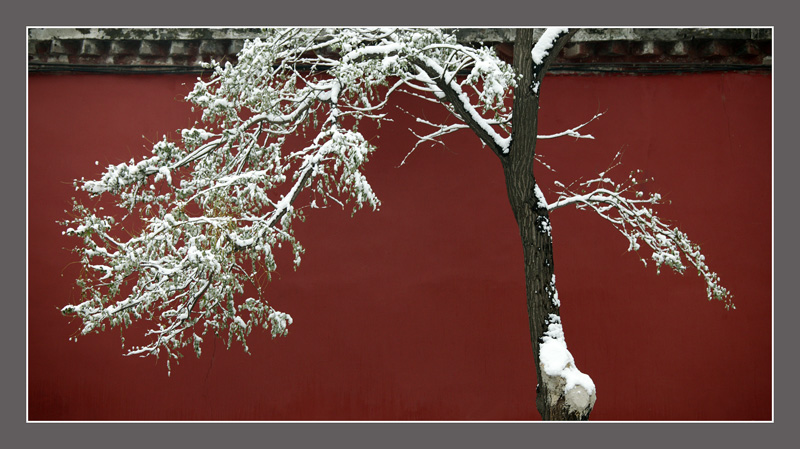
(548, 160), (734, 309)
(61, 28), (524, 372)
(61, 29), (400, 369)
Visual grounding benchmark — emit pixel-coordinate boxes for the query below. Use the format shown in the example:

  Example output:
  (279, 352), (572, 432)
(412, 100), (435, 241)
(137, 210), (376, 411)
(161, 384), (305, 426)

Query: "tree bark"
(502, 28), (594, 421)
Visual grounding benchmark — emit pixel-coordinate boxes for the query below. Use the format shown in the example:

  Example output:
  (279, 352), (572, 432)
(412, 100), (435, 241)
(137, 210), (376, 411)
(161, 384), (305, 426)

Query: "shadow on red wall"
(28, 71), (771, 420)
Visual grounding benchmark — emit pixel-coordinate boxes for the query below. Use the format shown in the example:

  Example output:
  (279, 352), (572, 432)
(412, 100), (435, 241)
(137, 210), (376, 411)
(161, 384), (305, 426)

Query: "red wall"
(28, 70), (772, 421)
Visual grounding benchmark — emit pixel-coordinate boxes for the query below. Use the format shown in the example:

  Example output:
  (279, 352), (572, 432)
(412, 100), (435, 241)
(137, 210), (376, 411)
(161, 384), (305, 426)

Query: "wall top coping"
(28, 27), (772, 73)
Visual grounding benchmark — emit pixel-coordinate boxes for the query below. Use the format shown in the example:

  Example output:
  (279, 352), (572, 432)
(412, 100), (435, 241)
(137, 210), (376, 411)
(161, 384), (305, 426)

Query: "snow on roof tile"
(28, 28), (772, 74)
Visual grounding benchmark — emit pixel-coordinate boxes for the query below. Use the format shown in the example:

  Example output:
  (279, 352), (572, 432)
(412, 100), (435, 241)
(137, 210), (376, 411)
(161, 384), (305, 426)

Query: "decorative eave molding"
(28, 27), (772, 74)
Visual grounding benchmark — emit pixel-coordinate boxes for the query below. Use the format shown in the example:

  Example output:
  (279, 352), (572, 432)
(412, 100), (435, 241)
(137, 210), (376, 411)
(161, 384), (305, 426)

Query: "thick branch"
(410, 56), (510, 158)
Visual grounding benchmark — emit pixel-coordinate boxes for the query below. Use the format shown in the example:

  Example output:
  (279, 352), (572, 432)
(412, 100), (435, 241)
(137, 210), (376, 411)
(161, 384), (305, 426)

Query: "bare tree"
(61, 27), (732, 420)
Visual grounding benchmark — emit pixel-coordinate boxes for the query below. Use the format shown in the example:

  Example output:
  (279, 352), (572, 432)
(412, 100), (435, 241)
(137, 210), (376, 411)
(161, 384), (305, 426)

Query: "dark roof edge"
(28, 27), (773, 42)
(28, 28), (772, 74)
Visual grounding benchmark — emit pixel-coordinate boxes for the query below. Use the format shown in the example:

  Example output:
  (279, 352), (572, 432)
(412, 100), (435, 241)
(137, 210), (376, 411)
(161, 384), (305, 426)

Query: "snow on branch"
(538, 112), (604, 140)
(530, 28), (572, 94)
(409, 53), (514, 156)
(531, 28), (571, 66)
(547, 154), (734, 309)
(60, 28), (524, 371)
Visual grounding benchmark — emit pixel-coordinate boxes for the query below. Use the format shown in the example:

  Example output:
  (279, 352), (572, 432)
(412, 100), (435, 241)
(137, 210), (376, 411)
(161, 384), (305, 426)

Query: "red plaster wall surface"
(28, 71), (772, 420)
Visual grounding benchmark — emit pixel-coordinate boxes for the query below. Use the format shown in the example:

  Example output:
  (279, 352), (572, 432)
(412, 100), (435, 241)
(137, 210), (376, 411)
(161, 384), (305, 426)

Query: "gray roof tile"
(28, 28), (772, 73)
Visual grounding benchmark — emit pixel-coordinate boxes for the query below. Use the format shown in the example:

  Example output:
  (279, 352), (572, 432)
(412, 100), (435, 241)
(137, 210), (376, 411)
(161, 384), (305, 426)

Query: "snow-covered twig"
(538, 112), (604, 140)
(548, 161), (733, 309)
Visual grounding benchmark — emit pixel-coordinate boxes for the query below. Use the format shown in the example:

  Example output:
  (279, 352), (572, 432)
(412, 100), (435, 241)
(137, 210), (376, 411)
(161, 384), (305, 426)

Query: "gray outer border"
(11, 0), (791, 447)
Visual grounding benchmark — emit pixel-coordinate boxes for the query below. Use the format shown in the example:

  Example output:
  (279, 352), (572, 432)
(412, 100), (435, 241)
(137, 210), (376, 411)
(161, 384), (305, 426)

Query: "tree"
(61, 27), (732, 421)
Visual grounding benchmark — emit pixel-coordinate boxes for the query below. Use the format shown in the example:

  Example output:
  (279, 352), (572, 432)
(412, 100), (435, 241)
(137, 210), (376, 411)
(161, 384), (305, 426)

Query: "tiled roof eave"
(28, 27), (773, 73)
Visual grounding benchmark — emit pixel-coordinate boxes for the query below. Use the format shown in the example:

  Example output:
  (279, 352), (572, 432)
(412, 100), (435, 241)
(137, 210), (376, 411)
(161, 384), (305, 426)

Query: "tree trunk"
(503, 28), (595, 421)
